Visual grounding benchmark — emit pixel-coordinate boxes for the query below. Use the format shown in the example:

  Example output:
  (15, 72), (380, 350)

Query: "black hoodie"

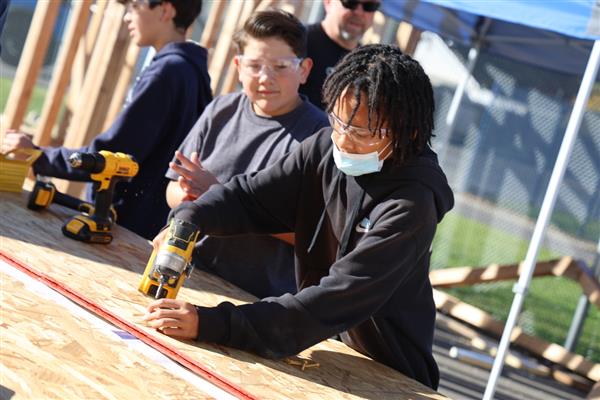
(34, 42), (212, 239)
(173, 128), (454, 389)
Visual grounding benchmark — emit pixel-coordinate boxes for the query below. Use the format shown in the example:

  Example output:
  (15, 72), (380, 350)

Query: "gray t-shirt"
(166, 92), (328, 298)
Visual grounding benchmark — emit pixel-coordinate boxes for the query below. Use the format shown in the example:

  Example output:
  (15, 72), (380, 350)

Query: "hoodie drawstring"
(307, 173), (342, 253)
(338, 185), (367, 257)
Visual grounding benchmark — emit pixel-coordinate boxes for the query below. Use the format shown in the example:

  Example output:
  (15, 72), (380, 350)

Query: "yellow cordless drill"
(62, 150), (138, 244)
(138, 218), (200, 299)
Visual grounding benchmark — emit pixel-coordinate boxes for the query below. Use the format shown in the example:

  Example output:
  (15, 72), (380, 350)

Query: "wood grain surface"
(0, 265), (228, 400)
(0, 191), (447, 399)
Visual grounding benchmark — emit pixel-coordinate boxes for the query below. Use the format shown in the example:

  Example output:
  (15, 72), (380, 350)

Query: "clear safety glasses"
(328, 112), (390, 148)
(236, 56), (303, 77)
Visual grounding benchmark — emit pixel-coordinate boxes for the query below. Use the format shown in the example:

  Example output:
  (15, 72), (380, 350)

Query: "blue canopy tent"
(381, 1), (600, 398)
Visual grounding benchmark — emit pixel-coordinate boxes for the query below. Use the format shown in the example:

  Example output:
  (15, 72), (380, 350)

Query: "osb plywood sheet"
(0, 268), (218, 400)
(0, 191), (447, 400)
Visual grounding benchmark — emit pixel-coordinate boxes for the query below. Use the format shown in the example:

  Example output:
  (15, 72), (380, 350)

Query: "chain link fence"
(422, 38), (600, 363)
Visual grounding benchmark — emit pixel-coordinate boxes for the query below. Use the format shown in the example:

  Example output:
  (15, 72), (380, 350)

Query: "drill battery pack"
(62, 214), (113, 244)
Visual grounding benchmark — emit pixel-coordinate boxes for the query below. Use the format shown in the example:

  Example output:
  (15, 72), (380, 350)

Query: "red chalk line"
(0, 251), (258, 400)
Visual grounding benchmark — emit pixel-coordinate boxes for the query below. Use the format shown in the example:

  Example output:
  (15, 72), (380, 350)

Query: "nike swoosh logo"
(355, 217), (371, 233)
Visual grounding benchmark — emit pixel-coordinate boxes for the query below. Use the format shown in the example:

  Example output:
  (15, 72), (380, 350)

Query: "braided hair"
(322, 44), (435, 164)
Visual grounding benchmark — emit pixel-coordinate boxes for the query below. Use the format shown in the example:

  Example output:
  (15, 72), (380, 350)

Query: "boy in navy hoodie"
(1, 0), (212, 239)
(145, 45), (454, 390)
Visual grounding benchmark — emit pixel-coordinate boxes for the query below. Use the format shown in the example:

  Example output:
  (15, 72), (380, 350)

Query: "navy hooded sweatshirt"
(173, 128), (454, 389)
(33, 41), (212, 239)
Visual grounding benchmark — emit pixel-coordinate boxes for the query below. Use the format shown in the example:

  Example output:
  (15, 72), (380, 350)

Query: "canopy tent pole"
(483, 39), (600, 400)
(563, 237), (600, 351)
(439, 18), (491, 163)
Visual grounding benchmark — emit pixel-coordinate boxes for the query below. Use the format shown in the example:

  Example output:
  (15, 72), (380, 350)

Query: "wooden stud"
(587, 380), (600, 399)
(2, 1), (61, 131)
(277, 0), (303, 15)
(58, 1), (130, 196)
(102, 41), (141, 132)
(34, 0), (93, 147)
(362, 11), (387, 44)
(437, 315), (551, 377)
(54, 109), (73, 146)
(549, 369), (594, 393)
(429, 258), (567, 287)
(219, 0), (262, 95)
(65, 1), (128, 146)
(429, 256), (600, 309)
(433, 289), (600, 382)
(70, 0), (109, 105)
(208, 1), (246, 95)
(396, 22), (422, 56)
(575, 261), (600, 308)
(199, 1), (228, 55)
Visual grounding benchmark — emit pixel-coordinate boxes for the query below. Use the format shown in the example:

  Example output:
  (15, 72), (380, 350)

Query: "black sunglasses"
(340, 0), (380, 13)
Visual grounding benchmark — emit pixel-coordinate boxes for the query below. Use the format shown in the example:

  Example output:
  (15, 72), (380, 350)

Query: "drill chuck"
(68, 152), (105, 173)
(154, 251), (187, 277)
(138, 219), (200, 299)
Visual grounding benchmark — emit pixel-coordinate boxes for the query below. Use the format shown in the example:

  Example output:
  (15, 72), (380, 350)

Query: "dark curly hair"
(322, 44), (435, 164)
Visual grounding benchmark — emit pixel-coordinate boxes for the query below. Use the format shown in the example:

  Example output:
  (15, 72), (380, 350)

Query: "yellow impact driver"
(62, 151), (138, 244)
(139, 218), (200, 299)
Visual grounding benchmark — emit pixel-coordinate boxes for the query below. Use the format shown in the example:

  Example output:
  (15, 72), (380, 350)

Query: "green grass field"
(432, 212), (600, 362)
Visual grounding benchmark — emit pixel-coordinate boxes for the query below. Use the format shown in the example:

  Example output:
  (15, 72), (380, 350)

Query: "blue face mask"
(331, 135), (391, 176)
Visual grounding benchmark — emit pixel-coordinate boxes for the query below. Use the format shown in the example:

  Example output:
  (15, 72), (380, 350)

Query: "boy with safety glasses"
(146, 44), (454, 390)
(301, 0), (380, 109)
(164, 10), (328, 299)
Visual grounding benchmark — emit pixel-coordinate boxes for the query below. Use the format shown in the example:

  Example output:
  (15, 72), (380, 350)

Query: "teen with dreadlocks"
(144, 44), (454, 390)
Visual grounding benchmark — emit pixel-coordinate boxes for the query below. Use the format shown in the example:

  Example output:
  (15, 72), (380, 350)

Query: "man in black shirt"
(300, 0), (379, 109)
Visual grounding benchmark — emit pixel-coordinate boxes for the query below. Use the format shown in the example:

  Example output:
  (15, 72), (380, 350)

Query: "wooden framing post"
(362, 11), (387, 44)
(208, 2), (246, 95)
(431, 257), (600, 383)
(277, 0), (304, 15)
(220, 0), (262, 95)
(396, 22), (422, 56)
(57, 1), (130, 196)
(102, 41), (141, 132)
(63, 1), (129, 149)
(199, 1), (228, 53)
(34, 0), (93, 147)
(2, 1), (61, 131)
(71, 0), (109, 105)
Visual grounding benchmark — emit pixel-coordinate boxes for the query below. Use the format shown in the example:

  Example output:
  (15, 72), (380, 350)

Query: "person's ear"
(298, 57), (313, 84)
(233, 56), (243, 82)
(160, 1), (176, 23)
